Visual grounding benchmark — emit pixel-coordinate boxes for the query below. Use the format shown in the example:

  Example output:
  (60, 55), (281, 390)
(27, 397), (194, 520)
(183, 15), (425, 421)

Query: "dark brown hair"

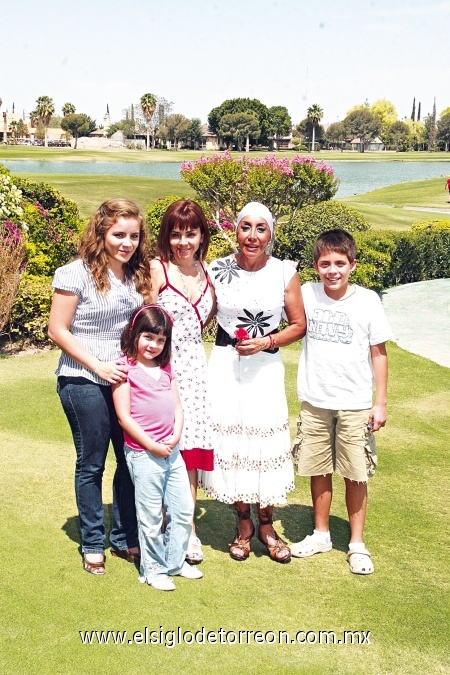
(121, 306), (172, 367)
(157, 199), (210, 263)
(79, 198), (152, 296)
(313, 229), (357, 263)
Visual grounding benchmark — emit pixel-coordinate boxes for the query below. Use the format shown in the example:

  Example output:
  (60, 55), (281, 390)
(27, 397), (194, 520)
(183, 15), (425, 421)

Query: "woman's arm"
(204, 276), (217, 328)
(235, 273), (306, 355)
(48, 289), (128, 384)
(146, 259), (165, 303)
(112, 380), (172, 457)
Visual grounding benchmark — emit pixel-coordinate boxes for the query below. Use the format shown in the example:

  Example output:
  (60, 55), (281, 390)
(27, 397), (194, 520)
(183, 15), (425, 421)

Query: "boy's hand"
(368, 404), (387, 432)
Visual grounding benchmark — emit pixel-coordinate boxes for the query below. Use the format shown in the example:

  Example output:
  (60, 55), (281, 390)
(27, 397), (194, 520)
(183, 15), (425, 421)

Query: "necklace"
(175, 261), (203, 301)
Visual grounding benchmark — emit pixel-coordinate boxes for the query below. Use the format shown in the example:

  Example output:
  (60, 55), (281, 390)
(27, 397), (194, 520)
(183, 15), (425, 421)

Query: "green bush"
(273, 201), (370, 269)
(22, 203), (79, 276)
(11, 177), (80, 231)
(9, 274), (53, 345)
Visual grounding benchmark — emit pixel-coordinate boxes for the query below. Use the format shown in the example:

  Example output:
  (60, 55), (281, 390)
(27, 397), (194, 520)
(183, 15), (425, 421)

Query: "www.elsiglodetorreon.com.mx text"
(79, 627), (371, 648)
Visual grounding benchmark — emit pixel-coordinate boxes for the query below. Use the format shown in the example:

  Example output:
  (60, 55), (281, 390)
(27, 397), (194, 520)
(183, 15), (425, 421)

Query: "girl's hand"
(151, 443), (172, 458)
(95, 359), (128, 384)
(161, 435), (178, 450)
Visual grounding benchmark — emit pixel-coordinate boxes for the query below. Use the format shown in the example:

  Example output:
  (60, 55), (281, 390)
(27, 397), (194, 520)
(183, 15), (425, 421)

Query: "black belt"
(215, 324), (279, 354)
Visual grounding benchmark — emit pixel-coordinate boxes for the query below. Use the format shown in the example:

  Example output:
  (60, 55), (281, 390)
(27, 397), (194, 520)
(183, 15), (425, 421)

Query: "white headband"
(236, 202), (274, 234)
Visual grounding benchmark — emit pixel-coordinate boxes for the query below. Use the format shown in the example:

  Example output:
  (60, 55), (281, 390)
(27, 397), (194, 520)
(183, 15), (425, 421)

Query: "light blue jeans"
(125, 444), (193, 582)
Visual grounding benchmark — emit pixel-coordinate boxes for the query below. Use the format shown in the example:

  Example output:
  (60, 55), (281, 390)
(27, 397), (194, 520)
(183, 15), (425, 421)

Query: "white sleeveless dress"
(206, 255), (296, 507)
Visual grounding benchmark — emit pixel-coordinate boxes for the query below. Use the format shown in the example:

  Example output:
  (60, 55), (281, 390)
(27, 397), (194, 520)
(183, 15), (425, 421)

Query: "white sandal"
(185, 534), (203, 565)
(347, 548), (374, 575)
(291, 534), (332, 558)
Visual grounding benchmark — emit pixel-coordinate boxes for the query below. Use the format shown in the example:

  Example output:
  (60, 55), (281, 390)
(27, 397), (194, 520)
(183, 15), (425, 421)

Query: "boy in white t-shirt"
(292, 229), (392, 574)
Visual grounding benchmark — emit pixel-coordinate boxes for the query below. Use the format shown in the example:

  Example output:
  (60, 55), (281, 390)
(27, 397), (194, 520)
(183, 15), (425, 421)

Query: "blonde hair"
(79, 198), (151, 295)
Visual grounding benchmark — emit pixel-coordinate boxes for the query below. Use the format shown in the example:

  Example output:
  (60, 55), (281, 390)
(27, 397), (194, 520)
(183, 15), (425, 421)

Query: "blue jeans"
(125, 445), (193, 581)
(57, 376), (138, 554)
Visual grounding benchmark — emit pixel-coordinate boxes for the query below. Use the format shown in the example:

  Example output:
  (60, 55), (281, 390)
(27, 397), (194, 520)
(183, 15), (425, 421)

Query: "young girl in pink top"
(112, 305), (203, 591)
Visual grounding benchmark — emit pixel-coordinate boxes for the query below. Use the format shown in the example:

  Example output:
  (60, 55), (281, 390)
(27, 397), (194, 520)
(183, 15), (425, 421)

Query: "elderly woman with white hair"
(206, 202), (306, 563)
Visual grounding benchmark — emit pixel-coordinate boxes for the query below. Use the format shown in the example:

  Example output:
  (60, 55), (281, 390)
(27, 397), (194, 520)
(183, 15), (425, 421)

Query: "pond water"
(2, 159), (450, 198)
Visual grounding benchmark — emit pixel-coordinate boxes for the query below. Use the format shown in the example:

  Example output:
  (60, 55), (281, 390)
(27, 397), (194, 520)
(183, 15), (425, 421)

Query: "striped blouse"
(52, 258), (143, 385)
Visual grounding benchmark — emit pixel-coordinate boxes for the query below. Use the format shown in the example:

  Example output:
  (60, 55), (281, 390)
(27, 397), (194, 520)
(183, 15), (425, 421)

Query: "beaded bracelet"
(268, 334), (276, 350)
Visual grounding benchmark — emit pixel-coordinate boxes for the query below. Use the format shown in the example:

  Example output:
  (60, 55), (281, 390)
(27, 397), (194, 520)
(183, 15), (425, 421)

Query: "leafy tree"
(370, 99), (397, 144)
(61, 114), (96, 148)
(325, 121), (346, 150)
(62, 102), (76, 117)
(140, 93), (157, 150)
(218, 112), (260, 151)
(440, 106), (450, 118)
(33, 96), (55, 147)
(436, 113), (450, 150)
(388, 121), (410, 151)
(165, 114), (190, 149)
(183, 118), (203, 149)
(307, 103), (323, 151)
(208, 98), (270, 144)
(48, 116), (63, 128)
(16, 119), (28, 139)
(343, 108), (381, 152)
(268, 106), (292, 147)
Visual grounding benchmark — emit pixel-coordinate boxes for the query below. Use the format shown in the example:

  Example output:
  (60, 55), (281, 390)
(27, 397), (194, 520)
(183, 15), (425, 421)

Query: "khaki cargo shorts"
(291, 401), (377, 483)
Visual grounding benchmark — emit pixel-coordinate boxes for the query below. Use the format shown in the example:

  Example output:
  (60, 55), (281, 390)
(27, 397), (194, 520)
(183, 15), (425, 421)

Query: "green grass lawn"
(13, 173), (195, 219)
(341, 177), (450, 230)
(0, 345), (448, 674)
(2, 144), (450, 163)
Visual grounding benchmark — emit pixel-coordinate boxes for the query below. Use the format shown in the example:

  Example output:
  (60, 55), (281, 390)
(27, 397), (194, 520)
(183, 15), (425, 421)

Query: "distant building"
(350, 136), (384, 151)
(200, 124), (219, 150)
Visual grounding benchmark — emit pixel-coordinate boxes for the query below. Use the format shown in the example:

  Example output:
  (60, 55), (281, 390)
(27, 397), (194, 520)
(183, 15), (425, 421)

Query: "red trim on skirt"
(181, 448), (214, 472)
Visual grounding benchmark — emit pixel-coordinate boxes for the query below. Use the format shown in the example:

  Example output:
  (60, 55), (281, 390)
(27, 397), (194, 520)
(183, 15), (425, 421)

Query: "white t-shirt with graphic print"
(297, 282), (393, 410)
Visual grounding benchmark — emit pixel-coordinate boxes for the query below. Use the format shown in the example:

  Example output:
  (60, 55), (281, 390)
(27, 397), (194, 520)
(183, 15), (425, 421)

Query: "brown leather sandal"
(229, 506), (255, 561)
(83, 553), (106, 575)
(111, 549), (140, 564)
(257, 527), (291, 563)
(257, 506), (291, 564)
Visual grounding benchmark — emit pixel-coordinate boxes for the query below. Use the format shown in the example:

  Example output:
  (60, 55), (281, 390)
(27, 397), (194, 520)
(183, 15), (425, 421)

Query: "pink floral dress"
(156, 260), (214, 479)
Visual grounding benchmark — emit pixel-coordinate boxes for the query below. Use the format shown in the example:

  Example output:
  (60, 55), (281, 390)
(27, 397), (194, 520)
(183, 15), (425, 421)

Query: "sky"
(2, 0), (449, 128)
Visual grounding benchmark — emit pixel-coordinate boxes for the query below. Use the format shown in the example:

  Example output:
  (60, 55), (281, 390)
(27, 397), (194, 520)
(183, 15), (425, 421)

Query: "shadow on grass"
(61, 500), (351, 556)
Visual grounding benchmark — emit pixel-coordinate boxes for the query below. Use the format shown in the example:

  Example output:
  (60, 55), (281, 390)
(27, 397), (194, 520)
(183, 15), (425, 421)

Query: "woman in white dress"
(207, 202), (306, 563)
(149, 199), (215, 564)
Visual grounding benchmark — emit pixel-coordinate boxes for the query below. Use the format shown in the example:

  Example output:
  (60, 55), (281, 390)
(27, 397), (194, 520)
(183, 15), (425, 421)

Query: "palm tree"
(62, 102), (76, 117)
(8, 120), (19, 143)
(140, 93), (157, 150)
(307, 103), (323, 152)
(35, 96), (55, 147)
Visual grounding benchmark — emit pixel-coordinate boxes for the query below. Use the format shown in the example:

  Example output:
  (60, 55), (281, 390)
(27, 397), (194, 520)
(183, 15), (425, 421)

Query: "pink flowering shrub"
(180, 153), (339, 240)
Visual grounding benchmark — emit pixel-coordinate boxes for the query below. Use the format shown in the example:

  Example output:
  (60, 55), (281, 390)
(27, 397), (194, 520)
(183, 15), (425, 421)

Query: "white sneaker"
(175, 562), (203, 579)
(149, 575), (176, 591)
